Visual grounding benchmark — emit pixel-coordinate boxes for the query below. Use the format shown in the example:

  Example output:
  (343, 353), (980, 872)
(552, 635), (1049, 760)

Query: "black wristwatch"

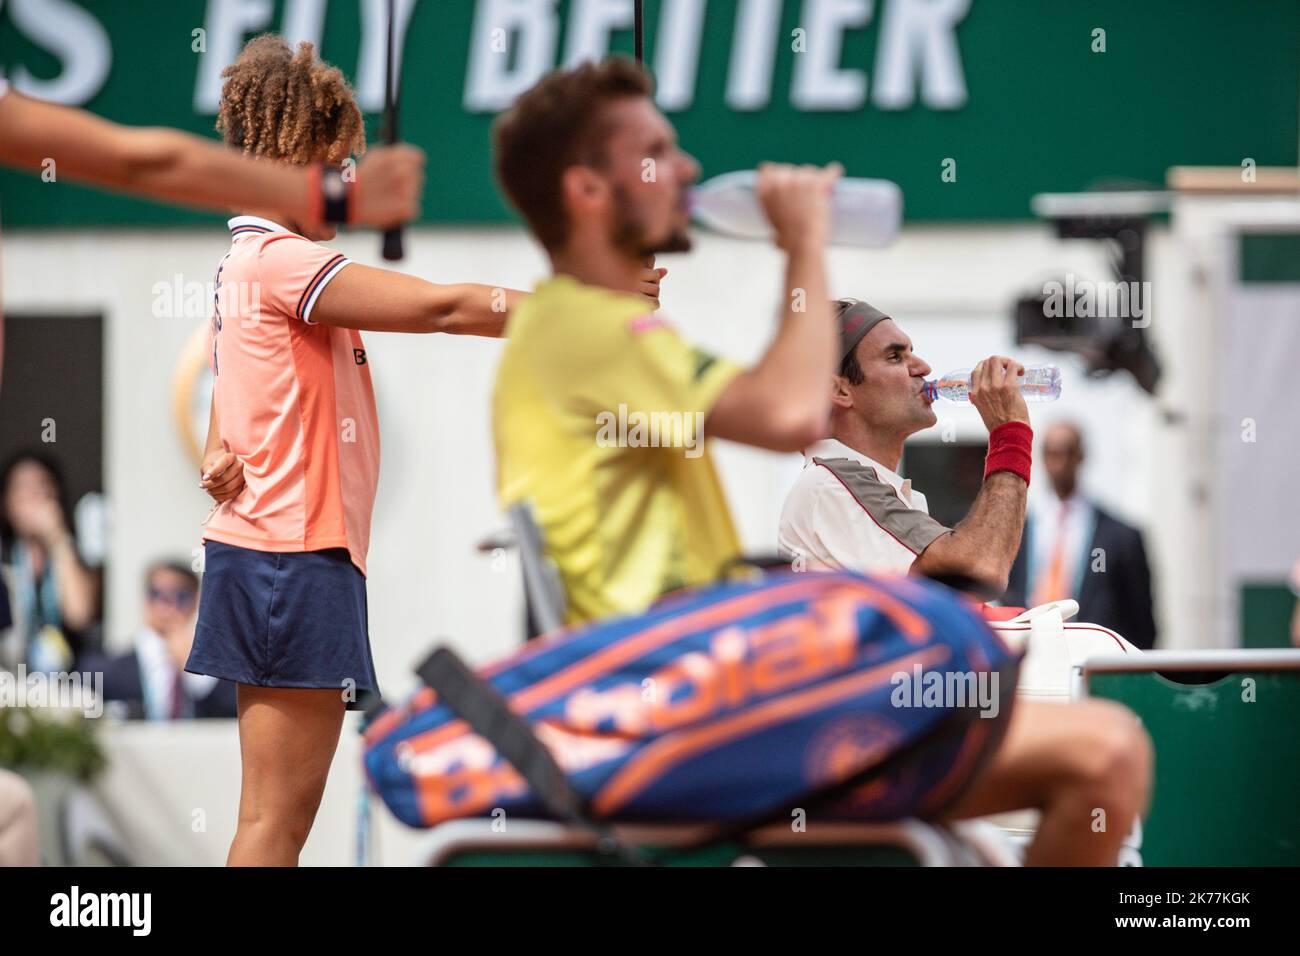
(320, 165), (352, 225)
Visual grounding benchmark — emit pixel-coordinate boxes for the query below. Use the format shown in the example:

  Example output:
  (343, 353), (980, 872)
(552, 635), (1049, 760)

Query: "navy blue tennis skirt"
(187, 540), (380, 708)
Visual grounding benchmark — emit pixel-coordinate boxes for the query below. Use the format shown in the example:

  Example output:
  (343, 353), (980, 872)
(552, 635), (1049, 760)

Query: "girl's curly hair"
(216, 34), (365, 165)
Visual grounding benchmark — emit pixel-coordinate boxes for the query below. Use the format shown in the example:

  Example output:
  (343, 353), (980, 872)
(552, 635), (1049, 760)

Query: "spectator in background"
(0, 571), (11, 635)
(86, 561), (236, 720)
(1004, 421), (1157, 649)
(0, 451), (100, 671)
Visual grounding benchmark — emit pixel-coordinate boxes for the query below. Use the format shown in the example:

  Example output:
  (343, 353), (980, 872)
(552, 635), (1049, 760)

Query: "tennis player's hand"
(200, 450), (245, 504)
(969, 355), (1030, 431)
(638, 255), (668, 309)
(353, 144), (426, 229)
(756, 162), (841, 252)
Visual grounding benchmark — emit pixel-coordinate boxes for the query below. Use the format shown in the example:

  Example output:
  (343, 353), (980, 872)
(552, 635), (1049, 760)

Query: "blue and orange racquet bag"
(362, 569), (1022, 829)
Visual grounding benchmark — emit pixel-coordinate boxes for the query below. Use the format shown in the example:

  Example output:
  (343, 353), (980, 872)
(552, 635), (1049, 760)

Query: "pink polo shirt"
(204, 216), (380, 575)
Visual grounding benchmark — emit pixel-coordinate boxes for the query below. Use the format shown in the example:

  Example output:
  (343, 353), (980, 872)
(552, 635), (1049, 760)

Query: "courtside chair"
(62, 783), (134, 867)
(476, 501), (566, 639)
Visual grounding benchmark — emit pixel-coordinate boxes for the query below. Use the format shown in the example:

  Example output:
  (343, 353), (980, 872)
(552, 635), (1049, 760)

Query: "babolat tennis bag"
(362, 569), (1021, 829)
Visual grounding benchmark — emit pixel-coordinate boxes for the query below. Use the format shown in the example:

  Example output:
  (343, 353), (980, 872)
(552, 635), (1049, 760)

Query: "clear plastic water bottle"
(924, 364), (1062, 403)
(690, 170), (903, 248)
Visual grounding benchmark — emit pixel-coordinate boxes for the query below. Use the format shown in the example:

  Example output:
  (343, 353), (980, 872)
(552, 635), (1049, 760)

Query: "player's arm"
(705, 164), (841, 453)
(199, 393), (245, 504)
(911, 473), (1026, 594)
(0, 90), (423, 229)
(910, 357), (1031, 594)
(310, 265), (526, 337)
(311, 260), (664, 337)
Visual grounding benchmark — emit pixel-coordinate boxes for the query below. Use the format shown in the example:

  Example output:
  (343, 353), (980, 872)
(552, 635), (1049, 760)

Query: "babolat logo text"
(50, 886), (151, 936)
(890, 664), (1001, 718)
(595, 404), (705, 459)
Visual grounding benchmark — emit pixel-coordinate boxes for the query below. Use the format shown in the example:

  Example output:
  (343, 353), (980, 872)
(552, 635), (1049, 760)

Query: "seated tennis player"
(490, 57), (1151, 865)
(779, 298), (1030, 594)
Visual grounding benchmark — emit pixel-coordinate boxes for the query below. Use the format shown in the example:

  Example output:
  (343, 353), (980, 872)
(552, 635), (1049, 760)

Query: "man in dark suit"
(1004, 422), (1157, 649)
(0, 573), (11, 633)
(83, 561), (236, 719)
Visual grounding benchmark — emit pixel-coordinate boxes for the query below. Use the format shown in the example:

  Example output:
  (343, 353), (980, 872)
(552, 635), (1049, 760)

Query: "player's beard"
(911, 395), (939, 433)
(864, 393), (936, 442)
(610, 183), (692, 257)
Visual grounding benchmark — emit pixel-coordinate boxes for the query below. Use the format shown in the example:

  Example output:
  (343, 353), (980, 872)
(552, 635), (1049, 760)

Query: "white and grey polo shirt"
(778, 438), (952, 575)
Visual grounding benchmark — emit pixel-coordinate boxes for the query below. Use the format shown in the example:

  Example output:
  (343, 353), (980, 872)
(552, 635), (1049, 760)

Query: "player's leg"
(942, 698), (1152, 866)
(226, 685), (346, 866)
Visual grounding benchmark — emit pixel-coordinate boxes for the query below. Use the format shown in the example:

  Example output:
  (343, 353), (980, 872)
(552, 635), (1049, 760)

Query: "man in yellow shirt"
(492, 58), (840, 624)
(493, 275), (751, 622)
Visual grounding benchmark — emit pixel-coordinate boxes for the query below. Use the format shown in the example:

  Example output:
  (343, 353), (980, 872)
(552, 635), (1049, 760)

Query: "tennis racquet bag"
(362, 569), (1021, 829)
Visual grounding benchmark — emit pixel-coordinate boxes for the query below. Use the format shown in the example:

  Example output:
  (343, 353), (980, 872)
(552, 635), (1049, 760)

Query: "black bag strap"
(416, 646), (649, 865)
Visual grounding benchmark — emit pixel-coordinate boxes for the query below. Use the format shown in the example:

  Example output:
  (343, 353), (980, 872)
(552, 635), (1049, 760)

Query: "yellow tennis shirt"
(493, 274), (744, 625)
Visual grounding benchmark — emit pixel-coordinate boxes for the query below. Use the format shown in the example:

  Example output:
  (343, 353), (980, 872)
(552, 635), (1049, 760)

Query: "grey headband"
(834, 299), (892, 364)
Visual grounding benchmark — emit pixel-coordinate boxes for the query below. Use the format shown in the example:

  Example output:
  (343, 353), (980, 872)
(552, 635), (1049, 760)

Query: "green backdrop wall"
(2, 0), (1297, 228)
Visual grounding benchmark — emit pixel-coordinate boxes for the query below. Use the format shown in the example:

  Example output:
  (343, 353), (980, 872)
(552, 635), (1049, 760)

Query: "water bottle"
(690, 170), (903, 248)
(925, 364), (1062, 403)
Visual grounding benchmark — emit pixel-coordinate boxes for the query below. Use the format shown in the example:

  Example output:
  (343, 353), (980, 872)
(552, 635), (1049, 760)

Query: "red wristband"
(306, 164), (325, 225)
(984, 421), (1033, 486)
